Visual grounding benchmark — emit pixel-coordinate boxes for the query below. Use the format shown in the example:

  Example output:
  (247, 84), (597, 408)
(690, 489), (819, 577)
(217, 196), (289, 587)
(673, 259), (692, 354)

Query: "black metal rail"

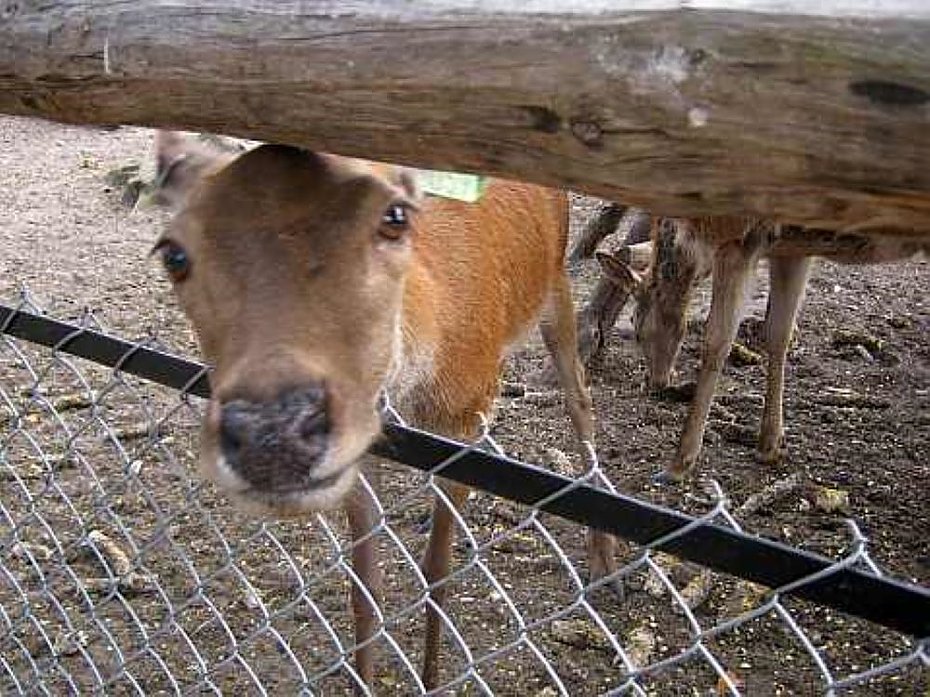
(1, 303), (928, 639)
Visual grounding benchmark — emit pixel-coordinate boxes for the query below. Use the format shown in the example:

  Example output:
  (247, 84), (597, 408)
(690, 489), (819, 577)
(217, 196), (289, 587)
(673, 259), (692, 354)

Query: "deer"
(151, 131), (614, 691)
(595, 215), (929, 481)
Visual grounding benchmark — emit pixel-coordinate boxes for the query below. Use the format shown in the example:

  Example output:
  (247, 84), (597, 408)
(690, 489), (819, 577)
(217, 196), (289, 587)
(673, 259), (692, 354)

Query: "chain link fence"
(0, 290), (927, 695)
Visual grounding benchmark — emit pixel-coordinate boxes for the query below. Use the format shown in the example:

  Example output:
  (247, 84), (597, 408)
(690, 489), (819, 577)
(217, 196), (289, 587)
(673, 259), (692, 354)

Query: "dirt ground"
(0, 116), (926, 695)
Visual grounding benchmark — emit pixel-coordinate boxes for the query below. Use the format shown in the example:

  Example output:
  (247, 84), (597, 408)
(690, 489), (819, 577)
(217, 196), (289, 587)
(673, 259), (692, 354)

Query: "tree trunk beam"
(2, 2), (929, 231)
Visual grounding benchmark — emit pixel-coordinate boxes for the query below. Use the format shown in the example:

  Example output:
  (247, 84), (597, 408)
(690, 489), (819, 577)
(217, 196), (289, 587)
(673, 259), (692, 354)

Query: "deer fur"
(152, 131), (607, 690)
(598, 216), (929, 480)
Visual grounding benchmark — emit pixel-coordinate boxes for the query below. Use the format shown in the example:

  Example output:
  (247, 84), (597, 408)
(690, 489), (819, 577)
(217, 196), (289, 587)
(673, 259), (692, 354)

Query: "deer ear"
(152, 131), (232, 208)
(596, 251), (644, 289)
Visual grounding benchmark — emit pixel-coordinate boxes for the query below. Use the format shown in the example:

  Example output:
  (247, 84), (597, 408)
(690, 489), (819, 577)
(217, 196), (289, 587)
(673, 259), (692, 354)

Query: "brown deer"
(597, 216), (928, 480)
(152, 131), (612, 690)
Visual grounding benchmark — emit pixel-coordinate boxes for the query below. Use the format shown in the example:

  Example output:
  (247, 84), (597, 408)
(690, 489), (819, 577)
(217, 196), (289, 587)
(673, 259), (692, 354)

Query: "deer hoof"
(756, 428), (785, 464)
(654, 454), (696, 484)
(756, 442), (785, 465)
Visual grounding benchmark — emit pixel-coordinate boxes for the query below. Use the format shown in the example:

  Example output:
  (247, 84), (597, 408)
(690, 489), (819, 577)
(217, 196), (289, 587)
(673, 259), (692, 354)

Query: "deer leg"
(540, 278), (618, 586)
(665, 240), (763, 480)
(623, 209), (653, 247)
(345, 470), (383, 690)
(758, 256), (812, 462)
(541, 276), (596, 445)
(421, 478), (470, 690)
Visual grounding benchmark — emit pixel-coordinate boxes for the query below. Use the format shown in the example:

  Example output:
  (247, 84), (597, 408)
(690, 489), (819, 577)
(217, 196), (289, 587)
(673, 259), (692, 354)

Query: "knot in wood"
(570, 119), (603, 147)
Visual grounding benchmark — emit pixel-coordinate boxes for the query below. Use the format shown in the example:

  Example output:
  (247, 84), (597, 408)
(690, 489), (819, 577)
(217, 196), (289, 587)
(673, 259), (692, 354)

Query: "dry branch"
(83, 530), (157, 594)
(674, 473), (805, 612)
(641, 474), (804, 618)
(735, 472), (804, 518)
(2, 2), (929, 229)
(623, 624), (657, 670)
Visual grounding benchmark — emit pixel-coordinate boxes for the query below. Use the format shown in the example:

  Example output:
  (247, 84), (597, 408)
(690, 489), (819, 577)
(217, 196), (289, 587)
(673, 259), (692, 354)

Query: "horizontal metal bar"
(0, 305), (211, 399)
(1, 303), (927, 639)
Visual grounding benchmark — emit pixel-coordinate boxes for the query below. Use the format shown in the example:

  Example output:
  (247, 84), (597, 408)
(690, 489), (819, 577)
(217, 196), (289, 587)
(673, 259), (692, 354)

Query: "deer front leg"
(539, 278), (618, 587)
(758, 256), (812, 462)
(345, 472), (384, 691)
(665, 240), (763, 480)
(421, 479), (470, 690)
(540, 276), (596, 448)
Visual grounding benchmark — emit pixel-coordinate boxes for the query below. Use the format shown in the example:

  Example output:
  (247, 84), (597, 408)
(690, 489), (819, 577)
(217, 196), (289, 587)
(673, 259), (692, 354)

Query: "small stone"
(625, 625), (657, 668)
(544, 447), (574, 477)
(243, 589), (262, 610)
(710, 420), (757, 447)
(522, 391), (560, 407)
(832, 328), (884, 354)
(853, 344), (874, 363)
(500, 381), (526, 398)
(548, 618), (611, 651)
(729, 342), (763, 367)
(812, 486), (851, 514)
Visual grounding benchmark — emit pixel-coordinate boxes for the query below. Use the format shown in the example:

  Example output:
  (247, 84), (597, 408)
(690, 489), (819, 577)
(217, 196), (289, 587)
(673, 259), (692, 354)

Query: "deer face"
(632, 279), (687, 391)
(155, 134), (419, 515)
(631, 219), (695, 390)
(595, 246), (684, 389)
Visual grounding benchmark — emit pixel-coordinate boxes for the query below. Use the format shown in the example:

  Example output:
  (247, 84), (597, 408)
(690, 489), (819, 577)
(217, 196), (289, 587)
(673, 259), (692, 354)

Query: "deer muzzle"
(216, 384), (336, 493)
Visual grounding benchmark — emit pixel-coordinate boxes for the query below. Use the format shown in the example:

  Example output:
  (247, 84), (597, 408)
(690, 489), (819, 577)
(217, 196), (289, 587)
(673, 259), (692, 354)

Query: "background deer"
(152, 131), (608, 690)
(596, 216), (929, 480)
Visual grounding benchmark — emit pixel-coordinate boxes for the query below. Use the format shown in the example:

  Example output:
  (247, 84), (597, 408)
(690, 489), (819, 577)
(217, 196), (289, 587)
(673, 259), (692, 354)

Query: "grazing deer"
(597, 216), (928, 480)
(152, 131), (609, 690)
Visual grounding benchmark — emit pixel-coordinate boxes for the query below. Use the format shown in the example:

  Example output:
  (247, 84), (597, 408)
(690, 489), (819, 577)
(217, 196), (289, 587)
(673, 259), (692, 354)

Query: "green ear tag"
(415, 169), (489, 203)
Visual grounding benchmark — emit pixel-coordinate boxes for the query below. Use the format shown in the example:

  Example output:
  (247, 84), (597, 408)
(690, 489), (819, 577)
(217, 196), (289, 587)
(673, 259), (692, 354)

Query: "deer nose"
(218, 384), (330, 490)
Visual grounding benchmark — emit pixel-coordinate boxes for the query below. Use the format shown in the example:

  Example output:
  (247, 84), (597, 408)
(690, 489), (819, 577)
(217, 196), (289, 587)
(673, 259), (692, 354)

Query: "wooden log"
(1, 1), (929, 230)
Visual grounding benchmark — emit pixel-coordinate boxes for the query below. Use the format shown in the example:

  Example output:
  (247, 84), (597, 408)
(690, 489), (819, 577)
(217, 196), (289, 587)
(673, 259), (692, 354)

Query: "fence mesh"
(0, 290), (926, 696)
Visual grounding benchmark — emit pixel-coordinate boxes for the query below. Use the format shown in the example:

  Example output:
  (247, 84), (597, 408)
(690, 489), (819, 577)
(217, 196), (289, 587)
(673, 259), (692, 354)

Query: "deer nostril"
(297, 406), (328, 442)
(219, 401), (253, 461)
(220, 418), (241, 452)
(216, 386), (330, 483)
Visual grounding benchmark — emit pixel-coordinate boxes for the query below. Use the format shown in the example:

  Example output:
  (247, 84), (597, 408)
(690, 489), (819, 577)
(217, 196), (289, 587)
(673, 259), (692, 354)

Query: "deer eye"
(159, 241), (191, 282)
(379, 203), (410, 241)
(383, 204), (407, 226)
